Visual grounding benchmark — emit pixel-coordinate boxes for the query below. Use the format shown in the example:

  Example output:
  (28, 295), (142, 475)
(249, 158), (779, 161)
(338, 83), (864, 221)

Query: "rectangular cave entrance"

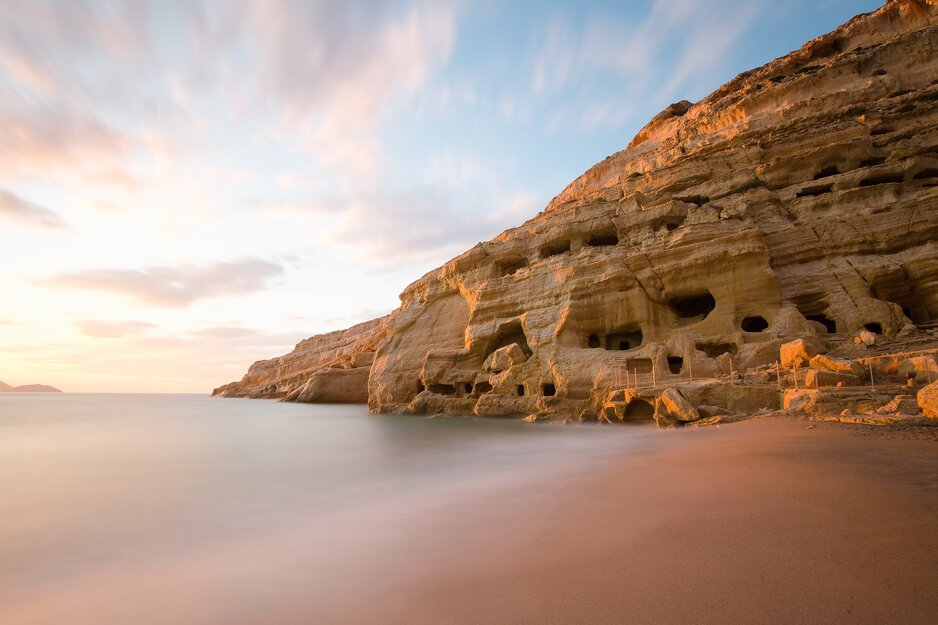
(540, 240), (570, 259)
(668, 291), (716, 324)
(606, 328), (643, 351)
(428, 383), (456, 396)
(625, 358), (654, 374)
(695, 342), (738, 358)
(587, 231), (619, 247)
(495, 257), (528, 278)
(542, 383), (556, 397)
(622, 399), (656, 423)
(667, 356), (684, 374)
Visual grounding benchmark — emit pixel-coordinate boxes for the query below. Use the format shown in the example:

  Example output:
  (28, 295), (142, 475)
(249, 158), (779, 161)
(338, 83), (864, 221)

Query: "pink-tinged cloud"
(41, 258), (284, 308)
(0, 188), (68, 229)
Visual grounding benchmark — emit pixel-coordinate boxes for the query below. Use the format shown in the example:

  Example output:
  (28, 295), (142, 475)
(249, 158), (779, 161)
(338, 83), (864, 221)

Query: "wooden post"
(776, 361), (781, 389)
(652, 361), (657, 388)
(688, 358), (694, 383)
(634, 367), (638, 390)
(625, 368), (630, 390)
(869, 361), (875, 391)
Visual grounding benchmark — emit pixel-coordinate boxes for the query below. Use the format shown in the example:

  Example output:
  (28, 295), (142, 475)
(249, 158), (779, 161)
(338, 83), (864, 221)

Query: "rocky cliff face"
(216, 1), (938, 422)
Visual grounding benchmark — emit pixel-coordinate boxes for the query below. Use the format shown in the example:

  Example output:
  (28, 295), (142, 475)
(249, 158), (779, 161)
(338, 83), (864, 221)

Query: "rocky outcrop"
(0, 382), (62, 392)
(212, 316), (392, 401)
(919, 380), (938, 418)
(218, 2), (938, 424)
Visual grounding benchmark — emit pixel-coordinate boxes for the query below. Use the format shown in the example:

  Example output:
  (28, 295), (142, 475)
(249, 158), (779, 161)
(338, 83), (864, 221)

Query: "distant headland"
(0, 381), (62, 393)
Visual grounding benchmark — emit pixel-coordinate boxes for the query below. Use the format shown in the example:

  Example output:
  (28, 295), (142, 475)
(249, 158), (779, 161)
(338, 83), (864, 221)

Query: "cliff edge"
(216, 1), (938, 424)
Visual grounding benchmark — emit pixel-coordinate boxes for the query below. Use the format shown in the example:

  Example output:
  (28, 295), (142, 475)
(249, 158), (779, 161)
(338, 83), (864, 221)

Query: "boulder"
(918, 381), (938, 419)
(805, 369), (861, 389)
(656, 387), (700, 422)
(780, 339), (822, 369)
(897, 356), (938, 381)
(855, 330), (877, 346)
(809, 354), (866, 380)
(483, 343), (527, 373)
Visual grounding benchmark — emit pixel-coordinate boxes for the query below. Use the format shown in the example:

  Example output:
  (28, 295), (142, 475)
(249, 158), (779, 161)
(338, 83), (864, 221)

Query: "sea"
(0, 393), (655, 624)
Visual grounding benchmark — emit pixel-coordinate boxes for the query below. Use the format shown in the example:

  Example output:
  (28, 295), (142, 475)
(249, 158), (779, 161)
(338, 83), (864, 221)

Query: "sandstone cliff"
(216, 1), (938, 423)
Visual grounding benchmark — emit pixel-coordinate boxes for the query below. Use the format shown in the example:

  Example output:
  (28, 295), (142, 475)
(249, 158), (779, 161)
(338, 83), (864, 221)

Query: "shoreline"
(2, 414), (935, 625)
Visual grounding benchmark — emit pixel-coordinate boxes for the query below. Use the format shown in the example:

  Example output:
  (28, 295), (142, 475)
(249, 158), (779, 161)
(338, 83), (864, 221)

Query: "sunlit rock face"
(217, 1), (938, 419)
(212, 316), (391, 402)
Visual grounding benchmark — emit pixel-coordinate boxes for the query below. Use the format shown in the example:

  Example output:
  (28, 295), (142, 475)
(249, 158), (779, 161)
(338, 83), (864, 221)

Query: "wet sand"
(3, 415), (937, 625)
(312, 417), (938, 625)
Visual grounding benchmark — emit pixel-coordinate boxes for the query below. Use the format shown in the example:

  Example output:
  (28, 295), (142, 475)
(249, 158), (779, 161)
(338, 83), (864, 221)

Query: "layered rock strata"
(216, 1), (938, 424)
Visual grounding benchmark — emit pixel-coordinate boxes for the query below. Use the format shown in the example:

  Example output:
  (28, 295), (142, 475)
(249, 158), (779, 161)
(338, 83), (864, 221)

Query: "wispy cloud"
(0, 188), (68, 229)
(516, 0), (767, 131)
(75, 319), (158, 338)
(41, 258), (284, 307)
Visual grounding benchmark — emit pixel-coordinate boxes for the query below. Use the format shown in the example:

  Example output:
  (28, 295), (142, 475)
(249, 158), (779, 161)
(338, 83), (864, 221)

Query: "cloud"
(42, 258), (284, 307)
(247, 1), (460, 178)
(518, 0), (766, 131)
(76, 319), (157, 338)
(0, 188), (68, 229)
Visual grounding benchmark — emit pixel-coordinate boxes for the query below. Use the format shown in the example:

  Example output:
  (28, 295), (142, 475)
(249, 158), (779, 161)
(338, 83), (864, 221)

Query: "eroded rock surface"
(217, 2), (938, 424)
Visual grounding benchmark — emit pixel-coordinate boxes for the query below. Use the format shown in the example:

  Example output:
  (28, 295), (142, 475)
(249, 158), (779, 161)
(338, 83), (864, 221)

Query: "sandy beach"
(316, 417), (938, 625)
(3, 407), (935, 625)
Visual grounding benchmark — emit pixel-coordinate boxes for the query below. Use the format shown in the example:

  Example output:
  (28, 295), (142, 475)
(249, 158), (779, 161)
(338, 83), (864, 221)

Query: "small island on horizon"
(0, 381), (62, 393)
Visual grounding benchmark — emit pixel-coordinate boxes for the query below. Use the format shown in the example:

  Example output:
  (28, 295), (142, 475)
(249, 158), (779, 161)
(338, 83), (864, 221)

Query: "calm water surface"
(0, 393), (655, 624)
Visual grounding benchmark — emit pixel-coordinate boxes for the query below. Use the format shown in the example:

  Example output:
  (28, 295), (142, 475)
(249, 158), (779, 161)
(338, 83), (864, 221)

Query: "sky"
(0, 0), (882, 393)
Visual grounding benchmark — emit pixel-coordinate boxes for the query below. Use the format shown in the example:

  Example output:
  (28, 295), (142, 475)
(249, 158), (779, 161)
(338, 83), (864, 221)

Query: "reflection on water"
(0, 394), (653, 624)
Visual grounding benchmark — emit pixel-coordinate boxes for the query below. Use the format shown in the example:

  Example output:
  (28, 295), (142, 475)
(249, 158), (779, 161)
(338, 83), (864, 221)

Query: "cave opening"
(474, 381), (492, 395)
(495, 257), (528, 277)
(912, 168), (938, 180)
(428, 384), (456, 396)
(741, 316), (769, 332)
(517, 385), (525, 397)
(625, 358), (654, 374)
(796, 184), (832, 198)
(667, 356), (684, 374)
(542, 383), (556, 397)
(859, 156), (886, 168)
(606, 328), (644, 351)
(864, 322), (883, 334)
(417, 380), (426, 393)
(485, 321), (533, 359)
(794, 293), (838, 334)
(696, 342), (738, 358)
(622, 399), (656, 423)
(587, 231), (619, 247)
(813, 165), (840, 179)
(651, 217), (685, 233)
(588, 334), (601, 348)
(806, 314), (837, 333)
(464, 383), (473, 395)
(871, 276), (933, 325)
(540, 240), (571, 259)
(676, 195), (710, 207)
(669, 291), (716, 323)
(858, 173), (904, 187)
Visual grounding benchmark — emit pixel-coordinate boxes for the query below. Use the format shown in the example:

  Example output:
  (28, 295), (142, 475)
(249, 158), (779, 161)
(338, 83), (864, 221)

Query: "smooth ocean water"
(0, 393), (656, 624)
